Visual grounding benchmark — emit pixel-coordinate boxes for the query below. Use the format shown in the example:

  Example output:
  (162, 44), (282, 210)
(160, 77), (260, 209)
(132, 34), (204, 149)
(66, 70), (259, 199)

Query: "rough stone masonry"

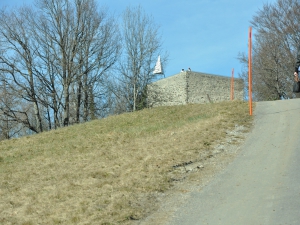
(147, 71), (244, 107)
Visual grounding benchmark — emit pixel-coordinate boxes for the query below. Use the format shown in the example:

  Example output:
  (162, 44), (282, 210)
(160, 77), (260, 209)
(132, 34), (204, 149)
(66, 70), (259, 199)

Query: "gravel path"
(140, 99), (300, 225)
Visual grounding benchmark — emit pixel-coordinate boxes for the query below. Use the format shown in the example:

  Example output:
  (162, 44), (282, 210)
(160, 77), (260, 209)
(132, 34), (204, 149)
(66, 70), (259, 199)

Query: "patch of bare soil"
(134, 125), (249, 225)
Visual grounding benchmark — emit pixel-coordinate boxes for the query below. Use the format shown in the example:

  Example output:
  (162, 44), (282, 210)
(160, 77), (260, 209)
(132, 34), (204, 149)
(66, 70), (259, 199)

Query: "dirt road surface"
(166, 99), (300, 224)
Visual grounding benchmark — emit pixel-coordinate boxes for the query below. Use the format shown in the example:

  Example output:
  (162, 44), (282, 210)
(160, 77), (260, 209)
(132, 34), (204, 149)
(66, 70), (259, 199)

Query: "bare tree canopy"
(238, 0), (300, 101)
(0, 2), (169, 139)
(0, 0), (121, 138)
(114, 6), (167, 113)
(0, 7), (44, 133)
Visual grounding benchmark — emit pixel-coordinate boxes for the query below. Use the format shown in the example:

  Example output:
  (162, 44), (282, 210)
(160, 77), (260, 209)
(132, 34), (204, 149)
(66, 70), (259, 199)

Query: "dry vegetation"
(0, 101), (253, 225)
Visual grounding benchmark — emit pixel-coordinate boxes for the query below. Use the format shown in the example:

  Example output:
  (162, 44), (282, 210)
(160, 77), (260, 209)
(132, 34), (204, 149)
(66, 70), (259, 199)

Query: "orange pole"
(231, 68), (234, 100)
(248, 27), (253, 116)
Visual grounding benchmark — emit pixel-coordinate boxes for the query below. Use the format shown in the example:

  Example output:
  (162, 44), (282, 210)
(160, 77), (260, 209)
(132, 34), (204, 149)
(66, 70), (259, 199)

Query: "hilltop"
(0, 101), (253, 224)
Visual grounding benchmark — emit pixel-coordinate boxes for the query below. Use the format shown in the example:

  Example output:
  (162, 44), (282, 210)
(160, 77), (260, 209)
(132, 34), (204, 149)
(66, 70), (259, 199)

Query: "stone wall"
(147, 72), (187, 107)
(148, 71), (244, 107)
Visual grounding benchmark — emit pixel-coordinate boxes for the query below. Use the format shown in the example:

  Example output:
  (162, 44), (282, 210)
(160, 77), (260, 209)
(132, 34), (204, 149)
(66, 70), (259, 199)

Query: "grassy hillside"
(0, 101), (253, 225)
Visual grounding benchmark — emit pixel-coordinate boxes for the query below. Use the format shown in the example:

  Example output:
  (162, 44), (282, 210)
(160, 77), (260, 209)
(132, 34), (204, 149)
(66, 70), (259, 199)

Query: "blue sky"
(0, 0), (277, 78)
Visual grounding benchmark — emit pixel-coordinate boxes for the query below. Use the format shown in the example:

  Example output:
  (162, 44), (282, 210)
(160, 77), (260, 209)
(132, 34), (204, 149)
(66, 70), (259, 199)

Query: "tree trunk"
(76, 80), (82, 123)
(89, 86), (96, 120)
(133, 82), (136, 111)
(83, 73), (89, 121)
(47, 106), (51, 130)
(29, 68), (43, 133)
(63, 84), (70, 126)
(33, 101), (43, 132)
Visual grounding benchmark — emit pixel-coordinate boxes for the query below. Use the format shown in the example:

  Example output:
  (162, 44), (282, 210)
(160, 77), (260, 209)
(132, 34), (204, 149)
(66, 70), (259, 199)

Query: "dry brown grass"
(0, 100), (253, 225)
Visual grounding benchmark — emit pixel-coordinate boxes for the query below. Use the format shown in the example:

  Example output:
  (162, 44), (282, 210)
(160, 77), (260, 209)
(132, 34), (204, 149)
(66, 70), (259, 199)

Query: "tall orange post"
(231, 68), (234, 100)
(248, 27), (253, 116)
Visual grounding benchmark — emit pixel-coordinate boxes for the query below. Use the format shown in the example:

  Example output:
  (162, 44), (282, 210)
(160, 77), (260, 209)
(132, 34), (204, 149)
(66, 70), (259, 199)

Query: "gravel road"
(166, 99), (300, 225)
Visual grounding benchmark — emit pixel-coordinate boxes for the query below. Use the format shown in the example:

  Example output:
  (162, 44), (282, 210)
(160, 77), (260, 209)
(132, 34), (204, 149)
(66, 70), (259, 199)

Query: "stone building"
(147, 71), (244, 107)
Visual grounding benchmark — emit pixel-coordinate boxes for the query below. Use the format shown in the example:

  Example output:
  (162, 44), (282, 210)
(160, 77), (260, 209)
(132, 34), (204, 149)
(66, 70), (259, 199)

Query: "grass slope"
(0, 101), (253, 225)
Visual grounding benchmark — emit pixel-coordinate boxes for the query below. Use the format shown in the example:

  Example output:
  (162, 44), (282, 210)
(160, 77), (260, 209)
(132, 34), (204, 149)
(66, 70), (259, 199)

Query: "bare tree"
(117, 6), (167, 112)
(0, 75), (24, 139)
(238, 0), (300, 101)
(0, 0), (121, 138)
(0, 7), (44, 133)
(33, 0), (120, 125)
